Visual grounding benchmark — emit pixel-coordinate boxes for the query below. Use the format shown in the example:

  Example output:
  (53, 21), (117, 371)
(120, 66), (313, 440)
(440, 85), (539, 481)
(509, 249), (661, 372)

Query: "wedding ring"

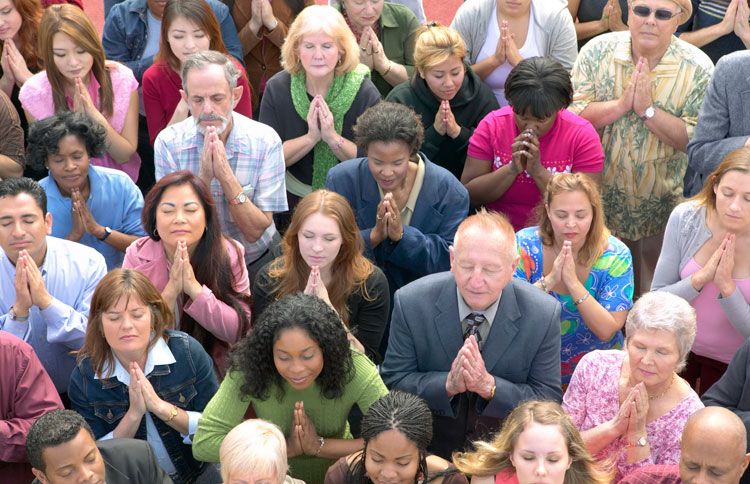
(361, 47), (367, 51)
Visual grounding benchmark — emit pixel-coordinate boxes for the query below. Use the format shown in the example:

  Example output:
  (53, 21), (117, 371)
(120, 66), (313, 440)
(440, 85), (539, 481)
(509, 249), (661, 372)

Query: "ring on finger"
(361, 47), (367, 51)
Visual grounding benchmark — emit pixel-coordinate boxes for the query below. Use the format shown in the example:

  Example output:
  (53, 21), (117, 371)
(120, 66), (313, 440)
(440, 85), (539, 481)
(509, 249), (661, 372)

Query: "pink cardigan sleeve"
(182, 238), (251, 343)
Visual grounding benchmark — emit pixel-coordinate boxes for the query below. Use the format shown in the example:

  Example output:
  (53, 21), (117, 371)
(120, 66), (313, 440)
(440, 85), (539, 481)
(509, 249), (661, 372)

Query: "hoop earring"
(153, 227), (159, 237)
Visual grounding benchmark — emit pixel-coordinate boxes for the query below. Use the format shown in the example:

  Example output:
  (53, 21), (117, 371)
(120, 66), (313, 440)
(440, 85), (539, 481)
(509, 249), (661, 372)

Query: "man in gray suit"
(686, 50), (750, 197)
(381, 210), (562, 458)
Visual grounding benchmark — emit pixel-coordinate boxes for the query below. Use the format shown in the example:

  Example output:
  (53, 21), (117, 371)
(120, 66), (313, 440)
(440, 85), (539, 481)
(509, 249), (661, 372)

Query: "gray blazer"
(686, 50), (750, 196)
(381, 272), (562, 457)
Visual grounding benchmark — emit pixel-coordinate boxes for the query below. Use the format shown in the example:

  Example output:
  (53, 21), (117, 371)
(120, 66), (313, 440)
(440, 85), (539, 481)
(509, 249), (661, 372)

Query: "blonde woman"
(386, 24), (498, 179)
(453, 400), (611, 484)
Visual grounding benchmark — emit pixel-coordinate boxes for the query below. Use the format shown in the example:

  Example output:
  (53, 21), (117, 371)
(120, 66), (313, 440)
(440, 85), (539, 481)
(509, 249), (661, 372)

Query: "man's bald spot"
(683, 407), (747, 460)
(453, 211), (518, 262)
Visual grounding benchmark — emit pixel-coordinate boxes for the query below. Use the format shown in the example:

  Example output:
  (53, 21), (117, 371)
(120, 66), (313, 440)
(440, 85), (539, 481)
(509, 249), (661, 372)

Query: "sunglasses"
(632, 5), (681, 20)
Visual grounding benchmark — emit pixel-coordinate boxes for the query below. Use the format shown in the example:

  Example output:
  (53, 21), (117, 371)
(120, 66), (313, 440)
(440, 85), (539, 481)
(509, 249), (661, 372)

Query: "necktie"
(463, 312), (486, 343)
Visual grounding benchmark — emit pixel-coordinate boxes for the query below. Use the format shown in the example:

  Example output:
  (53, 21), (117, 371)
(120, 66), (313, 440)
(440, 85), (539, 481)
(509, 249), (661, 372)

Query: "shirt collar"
(96, 336), (175, 383)
(456, 287), (501, 326)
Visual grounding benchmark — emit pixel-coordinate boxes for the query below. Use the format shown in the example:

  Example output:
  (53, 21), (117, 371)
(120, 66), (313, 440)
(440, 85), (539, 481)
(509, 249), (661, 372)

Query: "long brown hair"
(156, 0), (228, 73)
(694, 146), (750, 211)
(38, 4), (114, 117)
(453, 400), (612, 484)
(78, 269), (174, 378)
(8, 0), (42, 72)
(267, 190), (374, 324)
(536, 173), (609, 268)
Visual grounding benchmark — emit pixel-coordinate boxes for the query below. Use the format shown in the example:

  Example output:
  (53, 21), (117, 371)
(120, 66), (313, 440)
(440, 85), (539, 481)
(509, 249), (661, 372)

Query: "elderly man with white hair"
(563, 291), (704, 480)
(219, 419), (304, 484)
(569, 0), (714, 296)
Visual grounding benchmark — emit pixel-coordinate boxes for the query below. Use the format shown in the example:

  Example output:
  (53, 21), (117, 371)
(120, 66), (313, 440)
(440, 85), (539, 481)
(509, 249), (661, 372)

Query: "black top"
(386, 64), (499, 180)
(253, 261), (390, 363)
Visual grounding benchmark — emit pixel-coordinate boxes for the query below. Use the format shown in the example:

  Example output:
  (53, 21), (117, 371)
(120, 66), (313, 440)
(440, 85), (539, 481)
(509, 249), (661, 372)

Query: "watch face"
(638, 436), (648, 446)
(238, 193), (248, 203)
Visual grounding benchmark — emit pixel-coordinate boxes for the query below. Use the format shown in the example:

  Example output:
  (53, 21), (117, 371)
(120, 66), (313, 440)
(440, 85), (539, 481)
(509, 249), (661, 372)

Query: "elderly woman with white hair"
(562, 291), (704, 480)
(220, 419), (305, 484)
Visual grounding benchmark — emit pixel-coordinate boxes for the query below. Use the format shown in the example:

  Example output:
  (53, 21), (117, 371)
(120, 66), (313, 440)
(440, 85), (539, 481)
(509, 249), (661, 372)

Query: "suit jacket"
(686, 50), (750, 196)
(381, 273), (562, 457)
(33, 438), (172, 484)
(325, 155), (469, 296)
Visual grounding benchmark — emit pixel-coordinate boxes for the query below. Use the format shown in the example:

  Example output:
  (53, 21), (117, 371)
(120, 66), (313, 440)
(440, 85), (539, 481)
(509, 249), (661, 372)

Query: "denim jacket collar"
(97, 337), (176, 384)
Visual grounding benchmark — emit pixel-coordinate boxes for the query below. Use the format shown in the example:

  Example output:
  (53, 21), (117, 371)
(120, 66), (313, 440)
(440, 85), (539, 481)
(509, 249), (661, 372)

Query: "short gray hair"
(181, 50), (240, 95)
(625, 292), (696, 372)
(219, 419), (288, 483)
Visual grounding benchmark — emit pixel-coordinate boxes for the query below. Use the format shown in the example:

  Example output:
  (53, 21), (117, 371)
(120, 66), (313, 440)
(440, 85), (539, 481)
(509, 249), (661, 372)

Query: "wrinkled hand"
(460, 336), (495, 399)
(294, 401), (322, 456)
(626, 382), (649, 442)
(260, 0), (277, 30)
(446, 349), (467, 397)
(208, 128), (232, 182)
(198, 132), (215, 185)
(632, 58), (653, 118)
(248, 0), (263, 32)
(22, 251), (53, 309)
(382, 193), (403, 242)
(358, 28), (375, 70)
(608, 0), (627, 31)
(610, 385), (635, 437)
(714, 233), (736, 297)
(600, 0), (614, 30)
(12, 255), (32, 314)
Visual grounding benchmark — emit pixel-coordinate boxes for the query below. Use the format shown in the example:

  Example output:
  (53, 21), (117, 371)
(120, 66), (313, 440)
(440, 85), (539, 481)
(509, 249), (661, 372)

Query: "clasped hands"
(248, 0), (278, 33)
(611, 382), (649, 449)
(619, 57), (654, 119)
(306, 95), (338, 146)
(198, 126), (233, 186)
(692, 233), (737, 297)
(445, 335), (495, 400)
(371, 193), (403, 247)
(12, 249), (53, 316)
(287, 401), (323, 458)
(163, 240), (203, 303)
(433, 100), (461, 138)
(543, 240), (582, 292)
(509, 128), (542, 177)
(0, 40), (33, 90)
(492, 20), (522, 67)
(358, 27), (389, 72)
(68, 189), (107, 242)
(717, 0), (750, 40)
(126, 361), (175, 422)
(600, 0), (627, 32)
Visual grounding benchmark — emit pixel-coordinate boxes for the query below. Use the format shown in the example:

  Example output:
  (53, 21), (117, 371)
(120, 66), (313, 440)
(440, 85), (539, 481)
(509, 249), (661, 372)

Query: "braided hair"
(347, 391), (433, 484)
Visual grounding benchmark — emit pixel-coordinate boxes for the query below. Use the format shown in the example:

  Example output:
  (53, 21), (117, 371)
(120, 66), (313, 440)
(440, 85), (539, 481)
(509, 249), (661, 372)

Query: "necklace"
(647, 373), (676, 401)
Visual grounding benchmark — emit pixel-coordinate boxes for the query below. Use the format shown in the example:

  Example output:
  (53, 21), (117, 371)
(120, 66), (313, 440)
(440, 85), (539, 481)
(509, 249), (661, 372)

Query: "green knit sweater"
(193, 349), (388, 483)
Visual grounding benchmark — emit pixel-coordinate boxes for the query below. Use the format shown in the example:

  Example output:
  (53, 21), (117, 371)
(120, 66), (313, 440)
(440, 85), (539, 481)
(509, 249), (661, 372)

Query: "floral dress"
(515, 227), (634, 384)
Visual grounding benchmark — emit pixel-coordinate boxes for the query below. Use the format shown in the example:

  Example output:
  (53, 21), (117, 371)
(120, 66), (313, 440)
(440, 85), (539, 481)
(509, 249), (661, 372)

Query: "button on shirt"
(457, 288), (501, 347)
(0, 237), (107, 392)
(96, 337), (202, 476)
(154, 112), (288, 264)
(41, 165), (146, 270)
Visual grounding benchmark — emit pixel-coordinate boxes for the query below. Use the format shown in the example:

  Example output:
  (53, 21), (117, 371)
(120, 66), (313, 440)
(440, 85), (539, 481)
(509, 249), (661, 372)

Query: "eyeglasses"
(631, 5), (681, 20)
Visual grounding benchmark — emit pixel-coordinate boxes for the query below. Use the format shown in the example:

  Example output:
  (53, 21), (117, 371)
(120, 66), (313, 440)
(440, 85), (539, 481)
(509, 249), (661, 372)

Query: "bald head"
(453, 210), (518, 263)
(680, 407), (749, 483)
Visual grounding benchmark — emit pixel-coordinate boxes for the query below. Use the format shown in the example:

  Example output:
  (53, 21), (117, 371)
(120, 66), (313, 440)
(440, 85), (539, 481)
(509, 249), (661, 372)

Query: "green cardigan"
(336, 2), (419, 97)
(192, 349), (388, 483)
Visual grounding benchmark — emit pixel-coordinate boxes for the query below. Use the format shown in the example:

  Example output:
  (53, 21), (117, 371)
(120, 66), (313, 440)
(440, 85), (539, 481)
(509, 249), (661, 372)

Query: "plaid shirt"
(154, 112), (287, 264)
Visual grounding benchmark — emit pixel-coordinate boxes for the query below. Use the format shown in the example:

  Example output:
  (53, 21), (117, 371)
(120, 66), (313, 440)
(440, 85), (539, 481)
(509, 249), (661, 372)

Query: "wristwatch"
(98, 226), (112, 242)
(9, 305), (29, 322)
(640, 105), (656, 122)
(628, 436), (649, 448)
(229, 191), (248, 206)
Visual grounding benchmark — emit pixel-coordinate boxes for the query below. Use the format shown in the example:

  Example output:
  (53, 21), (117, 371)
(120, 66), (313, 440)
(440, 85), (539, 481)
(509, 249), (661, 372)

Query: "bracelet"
(166, 405), (179, 422)
(573, 292), (591, 306)
(382, 61), (393, 77)
(488, 383), (496, 401)
(315, 436), (326, 457)
(539, 276), (549, 293)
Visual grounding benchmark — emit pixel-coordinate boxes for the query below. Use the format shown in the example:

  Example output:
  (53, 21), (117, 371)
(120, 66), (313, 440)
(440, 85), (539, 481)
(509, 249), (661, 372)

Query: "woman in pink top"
(652, 148), (750, 394)
(142, 0), (253, 145)
(123, 170), (252, 376)
(562, 292), (703, 481)
(462, 56), (603, 231)
(19, 4), (140, 182)
(453, 400), (611, 484)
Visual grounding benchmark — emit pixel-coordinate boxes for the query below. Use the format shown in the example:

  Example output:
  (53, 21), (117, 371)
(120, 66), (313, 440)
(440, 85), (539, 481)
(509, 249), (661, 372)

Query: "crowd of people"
(3, 0), (750, 482)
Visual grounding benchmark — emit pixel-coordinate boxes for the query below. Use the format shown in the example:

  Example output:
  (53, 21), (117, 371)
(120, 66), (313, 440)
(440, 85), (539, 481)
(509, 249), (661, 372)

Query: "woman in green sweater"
(192, 292), (388, 483)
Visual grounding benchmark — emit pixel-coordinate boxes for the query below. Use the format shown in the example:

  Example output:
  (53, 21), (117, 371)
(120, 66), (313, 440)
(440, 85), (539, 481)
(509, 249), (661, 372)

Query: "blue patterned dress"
(515, 227), (634, 385)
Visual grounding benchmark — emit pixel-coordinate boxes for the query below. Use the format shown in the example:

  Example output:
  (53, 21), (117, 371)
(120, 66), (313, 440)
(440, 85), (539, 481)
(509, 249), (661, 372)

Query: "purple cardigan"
(123, 236), (251, 372)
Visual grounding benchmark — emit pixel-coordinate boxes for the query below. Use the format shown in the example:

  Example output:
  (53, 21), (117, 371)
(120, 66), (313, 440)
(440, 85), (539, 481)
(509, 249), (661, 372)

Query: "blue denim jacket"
(102, 0), (244, 83)
(68, 330), (219, 484)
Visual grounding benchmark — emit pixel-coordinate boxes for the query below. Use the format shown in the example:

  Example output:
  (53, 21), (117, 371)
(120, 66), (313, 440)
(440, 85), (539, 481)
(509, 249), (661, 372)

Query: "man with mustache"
(154, 50), (287, 280)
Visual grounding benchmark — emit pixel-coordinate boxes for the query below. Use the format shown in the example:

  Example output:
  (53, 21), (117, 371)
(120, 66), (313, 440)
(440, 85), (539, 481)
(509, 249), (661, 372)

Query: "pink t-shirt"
(680, 259), (750, 363)
(468, 106), (604, 231)
(19, 61), (141, 181)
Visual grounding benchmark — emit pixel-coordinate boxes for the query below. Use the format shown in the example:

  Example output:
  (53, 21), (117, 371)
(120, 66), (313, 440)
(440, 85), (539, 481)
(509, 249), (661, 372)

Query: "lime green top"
(193, 349), (388, 483)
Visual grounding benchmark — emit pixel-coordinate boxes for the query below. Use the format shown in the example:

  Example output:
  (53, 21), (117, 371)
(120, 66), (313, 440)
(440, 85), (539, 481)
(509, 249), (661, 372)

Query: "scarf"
(290, 63), (370, 189)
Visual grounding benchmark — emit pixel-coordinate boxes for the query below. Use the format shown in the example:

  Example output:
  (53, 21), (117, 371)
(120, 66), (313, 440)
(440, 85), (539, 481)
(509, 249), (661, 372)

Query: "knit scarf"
(290, 63), (370, 189)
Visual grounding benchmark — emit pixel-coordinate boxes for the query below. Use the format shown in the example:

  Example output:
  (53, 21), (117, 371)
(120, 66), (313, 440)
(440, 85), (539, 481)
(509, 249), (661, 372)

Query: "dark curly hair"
(353, 102), (424, 160)
(229, 293), (354, 401)
(26, 112), (107, 171)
